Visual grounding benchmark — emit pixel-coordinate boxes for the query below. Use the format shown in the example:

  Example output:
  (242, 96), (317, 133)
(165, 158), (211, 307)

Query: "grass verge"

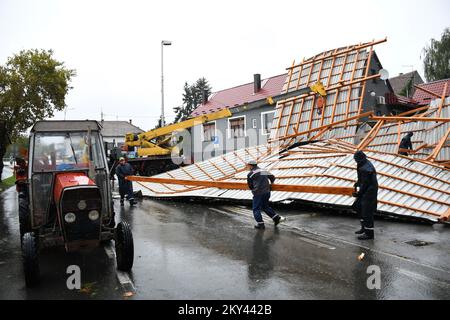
(0, 175), (16, 193)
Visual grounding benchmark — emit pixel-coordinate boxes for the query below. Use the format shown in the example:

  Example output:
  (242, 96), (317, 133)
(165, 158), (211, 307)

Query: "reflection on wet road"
(1, 186), (449, 299)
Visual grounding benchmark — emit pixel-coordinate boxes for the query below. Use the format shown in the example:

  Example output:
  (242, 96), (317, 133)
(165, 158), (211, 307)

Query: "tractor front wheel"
(22, 232), (40, 287)
(19, 198), (31, 241)
(115, 221), (134, 271)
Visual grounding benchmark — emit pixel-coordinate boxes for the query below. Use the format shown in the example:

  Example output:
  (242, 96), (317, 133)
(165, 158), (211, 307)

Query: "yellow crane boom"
(124, 108), (232, 157)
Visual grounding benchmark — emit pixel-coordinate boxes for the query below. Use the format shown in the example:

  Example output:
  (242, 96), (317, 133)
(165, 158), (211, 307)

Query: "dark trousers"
(252, 192), (278, 224)
(354, 193), (376, 236)
(119, 179), (134, 202)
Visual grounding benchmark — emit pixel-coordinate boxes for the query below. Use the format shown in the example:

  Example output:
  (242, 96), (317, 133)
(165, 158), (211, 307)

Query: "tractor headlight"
(88, 210), (100, 221)
(64, 212), (76, 223)
(77, 200), (87, 210)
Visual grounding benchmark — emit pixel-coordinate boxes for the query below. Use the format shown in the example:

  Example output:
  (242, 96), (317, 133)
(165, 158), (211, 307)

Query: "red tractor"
(18, 120), (134, 286)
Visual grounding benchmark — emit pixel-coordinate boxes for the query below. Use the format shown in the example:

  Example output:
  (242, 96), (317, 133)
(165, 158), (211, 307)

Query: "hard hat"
(247, 160), (257, 166)
(119, 157), (125, 161)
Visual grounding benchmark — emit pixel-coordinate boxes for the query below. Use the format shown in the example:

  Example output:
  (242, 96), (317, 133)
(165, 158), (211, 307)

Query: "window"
(202, 122), (216, 142)
(261, 111), (275, 135)
(228, 116), (246, 138)
(33, 132), (105, 172)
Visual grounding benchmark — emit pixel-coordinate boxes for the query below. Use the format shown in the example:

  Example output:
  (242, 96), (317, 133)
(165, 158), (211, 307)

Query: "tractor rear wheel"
(115, 221), (134, 271)
(22, 232), (40, 287)
(19, 198), (31, 241)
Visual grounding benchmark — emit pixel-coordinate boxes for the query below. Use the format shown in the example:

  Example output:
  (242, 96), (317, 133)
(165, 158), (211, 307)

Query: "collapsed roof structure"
(131, 39), (450, 223)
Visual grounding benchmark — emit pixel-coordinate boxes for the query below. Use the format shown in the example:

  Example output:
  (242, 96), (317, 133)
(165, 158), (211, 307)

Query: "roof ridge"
(390, 70), (418, 78)
(209, 73), (287, 95)
(417, 78), (450, 86)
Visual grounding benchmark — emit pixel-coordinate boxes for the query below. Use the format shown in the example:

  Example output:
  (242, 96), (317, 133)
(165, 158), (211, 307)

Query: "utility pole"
(161, 40), (172, 127)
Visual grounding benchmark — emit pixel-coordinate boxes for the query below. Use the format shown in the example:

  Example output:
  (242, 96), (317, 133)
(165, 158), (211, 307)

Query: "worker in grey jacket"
(246, 160), (286, 229)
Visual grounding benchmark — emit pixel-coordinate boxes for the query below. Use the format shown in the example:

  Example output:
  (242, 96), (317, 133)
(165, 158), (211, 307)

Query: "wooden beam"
(366, 154), (450, 183)
(277, 73), (381, 106)
(324, 48), (339, 87)
(126, 176), (354, 196)
(413, 84), (442, 99)
(317, 173), (450, 207)
(396, 105), (430, 117)
(425, 126), (450, 161)
(439, 207), (450, 222)
(284, 101), (295, 137)
(370, 116), (450, 122)
(378, 199), (441, 217)
(357, 46), (374, 116)
(309, 127), (330, 141)
(307, 95), (317, 136)
(343, 49), (362, 128)
(396, 121), (402, 149)
(329, 89), (340, 125)
(294, 57), (306, 90)
(270, 111), (374, 143)
(334, 163), (450, 196)
(357, 120), (384, 150)
(286, 38), (387, 70)
(437, 82), (448, 117)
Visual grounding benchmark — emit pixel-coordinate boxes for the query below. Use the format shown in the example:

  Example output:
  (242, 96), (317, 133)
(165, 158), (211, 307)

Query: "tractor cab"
(20, 120), (134, 287)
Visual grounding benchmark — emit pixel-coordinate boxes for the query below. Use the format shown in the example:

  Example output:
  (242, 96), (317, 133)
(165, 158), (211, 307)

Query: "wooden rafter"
(413, 84), (442, 99)
(284, 101), (296, 137)
(370, 116), (450, 122)
(357, 120), (384, 150)
(425, 126), (450, 161)
(286, 38), (387, 71)
(357, 45), (373, 116)
(271, 111), (373, 144)
(128, 176), (354, 196)
(344, 49), (362, 128)
(334, 163), (450, 196)
(437, 82), (449, 117)
(294, 57), (306, 90)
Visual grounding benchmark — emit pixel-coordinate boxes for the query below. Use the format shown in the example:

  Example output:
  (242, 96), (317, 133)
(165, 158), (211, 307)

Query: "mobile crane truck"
(119, 108), (232, 176)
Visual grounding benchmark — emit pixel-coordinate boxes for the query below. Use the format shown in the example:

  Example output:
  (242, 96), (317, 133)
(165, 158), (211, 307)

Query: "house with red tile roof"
(189, 73), (307, 162)
(412, 78), (450, 105)
(191, 74), (287, 117)
(188, 48), (398, 163)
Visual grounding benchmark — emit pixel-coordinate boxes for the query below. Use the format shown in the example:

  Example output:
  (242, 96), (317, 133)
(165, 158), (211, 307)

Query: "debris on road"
(128, 39), (449, 223)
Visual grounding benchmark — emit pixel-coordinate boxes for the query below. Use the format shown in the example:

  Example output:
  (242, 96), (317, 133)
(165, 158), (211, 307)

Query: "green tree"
(0, 49), (75, 181)
(422, 27), (450, 82)
(173, 77), (212, 123)
(5, 134), (29, 158)
(399, 77), (413, 97)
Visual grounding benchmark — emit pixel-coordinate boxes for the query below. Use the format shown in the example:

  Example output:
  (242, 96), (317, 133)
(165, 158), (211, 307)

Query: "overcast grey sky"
(1, 0), (449, 131)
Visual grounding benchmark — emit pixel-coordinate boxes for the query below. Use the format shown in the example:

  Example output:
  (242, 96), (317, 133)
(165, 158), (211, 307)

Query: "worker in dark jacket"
(352, 151), (378, 240)
(247, 160), (286, 229)
(116, 157), (136, 206)
(398, 132), (413, 156)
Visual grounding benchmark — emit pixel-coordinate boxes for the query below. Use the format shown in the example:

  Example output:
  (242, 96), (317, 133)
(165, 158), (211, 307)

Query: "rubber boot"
(358, 229), (374, 240)
(355, 221), (365, 234)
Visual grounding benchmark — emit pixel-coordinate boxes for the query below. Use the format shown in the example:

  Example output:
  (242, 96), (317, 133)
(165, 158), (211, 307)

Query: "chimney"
(202, 89), (208, 104)
(254, 74), (261, 93)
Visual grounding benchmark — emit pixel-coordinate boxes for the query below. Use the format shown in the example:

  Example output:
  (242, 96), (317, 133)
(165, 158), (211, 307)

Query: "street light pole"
(161, 40), (172, 127)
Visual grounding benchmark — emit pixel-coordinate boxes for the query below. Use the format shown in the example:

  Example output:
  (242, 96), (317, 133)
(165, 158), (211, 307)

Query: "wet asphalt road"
(0, 185), (449, 300)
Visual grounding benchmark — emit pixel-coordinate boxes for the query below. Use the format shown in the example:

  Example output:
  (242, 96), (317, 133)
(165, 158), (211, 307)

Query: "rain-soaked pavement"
(0, 185), (449, 300)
